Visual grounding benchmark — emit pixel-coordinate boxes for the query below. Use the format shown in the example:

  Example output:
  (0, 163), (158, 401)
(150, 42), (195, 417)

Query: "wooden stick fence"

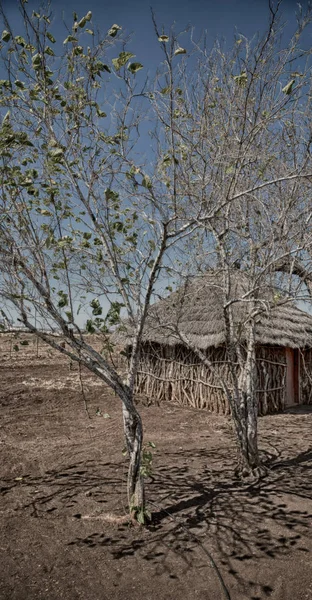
(135, 343), (289, 415)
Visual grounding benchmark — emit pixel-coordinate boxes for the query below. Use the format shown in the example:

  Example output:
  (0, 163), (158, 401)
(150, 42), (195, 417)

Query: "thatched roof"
(118, 271), (312, 350)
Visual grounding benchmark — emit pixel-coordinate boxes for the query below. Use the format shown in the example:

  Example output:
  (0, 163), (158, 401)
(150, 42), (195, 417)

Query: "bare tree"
(0, 2), (199, 519)
(146, 1), (312, 475)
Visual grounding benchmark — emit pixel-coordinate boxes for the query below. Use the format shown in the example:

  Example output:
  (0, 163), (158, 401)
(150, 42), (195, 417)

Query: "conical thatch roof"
(121, 271), (312, 350)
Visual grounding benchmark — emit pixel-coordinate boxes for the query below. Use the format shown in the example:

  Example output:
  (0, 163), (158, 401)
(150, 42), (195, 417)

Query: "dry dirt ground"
(0, 336), (311, 600)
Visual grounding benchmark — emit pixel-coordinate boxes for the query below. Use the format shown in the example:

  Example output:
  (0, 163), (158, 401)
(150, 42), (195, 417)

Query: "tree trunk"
(122, 400), (145, 517)
(232, 319), (263, 477)
(232, 391), (260, 476)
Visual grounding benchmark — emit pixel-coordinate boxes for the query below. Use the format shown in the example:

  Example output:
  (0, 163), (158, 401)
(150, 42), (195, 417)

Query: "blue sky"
(2, 0), (309, 65)
(1, 0), (311, 327)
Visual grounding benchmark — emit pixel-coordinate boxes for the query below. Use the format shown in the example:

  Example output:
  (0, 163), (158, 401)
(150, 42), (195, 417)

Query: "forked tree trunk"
(10, 311), (145, 518)
(122, 399), (145, 516)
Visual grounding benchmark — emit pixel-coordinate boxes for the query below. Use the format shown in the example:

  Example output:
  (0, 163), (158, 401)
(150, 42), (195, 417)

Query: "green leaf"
(1, 30), (11, 42)
(129, 165), (140, 176)
(47, 32), (56, 43)
(282, 79), (295, 95)
(136, 511), (145, 525)
(63, 35), (78, 44)
(85, 319), (96, 334)
(13, 345), (19, 352)
(20, 340), (29, 346)
(32, 53), (42, 68)
(148, 240), (156, 251)
(45, 46), (55, 56)
(103, 413), (111, 419)
(96, 108), (107, 117)
(15, 35), (26, 46)
(174, 47), (187, 56)
(160, 86), (170, 95)
(105, 188), (119, 202)
(162, 154), (171, 166)
(14, 80), (25, 89)
(58, 291), (68, 308)
(99, 62), (111, 73)
(158, 35), (169, 42)
(113, 221), (124, 233)
(128, 62), (143, 74)
(105, 302), (124, 326)
(142, 175), (152, 189)
(48, 148), (64, 159)
(90, 299), (102, 316)
(77, 12), (91, 27)
(112, 51), (135, 71)
(73, 45), (83, 55)
(78, 17), (87, 28)
(49, 138), (59, 147)
(108, 24), (121, 37)
(234, 72), (247, 86)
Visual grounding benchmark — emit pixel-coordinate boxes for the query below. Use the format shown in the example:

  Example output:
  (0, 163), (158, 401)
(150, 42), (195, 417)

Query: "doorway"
(285, 348), (300, 407)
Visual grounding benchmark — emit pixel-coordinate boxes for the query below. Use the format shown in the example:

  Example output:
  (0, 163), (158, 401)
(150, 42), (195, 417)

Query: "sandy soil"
(0, 339), (311, 600)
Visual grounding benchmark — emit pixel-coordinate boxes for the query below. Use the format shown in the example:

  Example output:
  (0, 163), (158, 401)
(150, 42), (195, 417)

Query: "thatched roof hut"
(125, 271), (312, 414)
(139, 272), (312, 350)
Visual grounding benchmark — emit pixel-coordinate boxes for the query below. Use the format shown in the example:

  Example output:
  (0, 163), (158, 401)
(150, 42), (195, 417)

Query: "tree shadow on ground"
(146, 438), (311, 596)
(0, 458), (128, 517)
(51, 442), (310, 599)
(1, 426), (311, 600)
